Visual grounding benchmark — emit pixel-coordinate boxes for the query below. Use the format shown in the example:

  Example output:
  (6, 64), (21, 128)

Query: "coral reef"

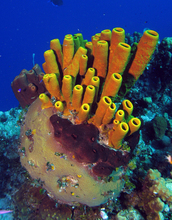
(9, 27), (172, 220)
(2, 29), (172, 216)
(124, 169), (172, 220)
(13, 182), (73, 220)
(152, 116), (167, 140)
(0, 107), (27, 219)
(115, 207), (144, 220)
(14, 27), (159, 208)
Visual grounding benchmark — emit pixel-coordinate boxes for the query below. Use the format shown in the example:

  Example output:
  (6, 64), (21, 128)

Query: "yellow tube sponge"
(73, 36), (80, 53)
(121, 99), (133, 118)
(94, 96), (112, 126)
(54, 101), (64, 112)
(90, 76), (100, 102)
(44, 49), (59, 74)
(102, 103), (116, 125)
(74, 33), (84, 47)
(90, 76), (100, 88)
(129, 30), (159, 80)
(50, 39), (63, 69)
(100, 29), (112, 42)
(42, 62), (49, 74)
(113, 119), (120, 128)
(82, 85), (95, 105)
(93, 40), (108, 78)
(101, 73), (122, 98)
(62, 75), (72, 105)
(63, 34), (74, 70)
(78, 103), (90, 122)
(107, 42), (131, 82)
(82, 68), (95, 86)
(115, 110), (125, 122)
(128, 117), (141, 135)
(72, 85), (83, 111)
(43, 73), (61, 99)
(91, 36), (100, 56)
(79, 55), (88, 76)
(109, 27), (125, 65)
(43, 74), (51, 92)
(110, 122), (129, 149)
(64, 47), (87, 78)
(39, 93), (53, 109)
(85, 41), (93, 52)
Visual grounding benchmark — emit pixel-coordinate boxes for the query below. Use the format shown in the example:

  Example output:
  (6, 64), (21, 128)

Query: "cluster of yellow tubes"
(39, 27), (159, 149)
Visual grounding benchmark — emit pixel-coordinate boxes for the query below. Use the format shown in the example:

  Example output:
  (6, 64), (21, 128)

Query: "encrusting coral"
(124, 169), (172, 220)
(15, 27), (159, 206)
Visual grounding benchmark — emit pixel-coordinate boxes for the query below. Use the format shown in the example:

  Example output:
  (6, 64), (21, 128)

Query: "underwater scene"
(0, 0), (172, 219)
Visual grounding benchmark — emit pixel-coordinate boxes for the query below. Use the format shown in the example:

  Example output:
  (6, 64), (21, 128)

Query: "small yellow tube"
(62, 75), (72, 104)
(42, 62), (49, 74)
(44, 49), (59, 74)
(91, 36), (100, 56)
(79, 55), (88, 76)
(43, 74), (51, 93)
(78, 103), (90, 122)
(90, 76), (100, 88)
(63, 34), (74, 70)
(128, 118), (141, 135)
(113, 119), (120, 129)
(93, 40), (108, 78)
(90, 76), (100, 102)
(129, 30), (159, 80)
(122, 100), (133, 117)
(82, 85), (95, 105)
(115, 110), (125, 122)
(102, 103), (116, 125)
(94, 96), (112, 126)
(54, 101), (64, 112)
(48, 73), (61, 99)
(101, 73), (122, 98)
(82, 68), (95, 86)
(74, 33), (84, 47)
(72, 85), (83, 110)
(110, 122), (129, 149)
(94, 33), (101, 38)
(39, 93), (53, 109)
(73, 36), (80, 53)
(43, 74), (60, 99)
(100, 29), (112, 42)
(85, 41), (93, 52)
(109, 27), (125, 65)
(50, 39), (63, 70)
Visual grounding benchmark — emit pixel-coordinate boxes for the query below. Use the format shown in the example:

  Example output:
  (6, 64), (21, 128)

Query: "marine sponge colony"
(18, 28), (159, 206)
(41, 28), (159, 148)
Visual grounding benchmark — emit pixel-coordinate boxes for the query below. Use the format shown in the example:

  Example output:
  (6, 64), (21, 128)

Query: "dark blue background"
(0, 0), (171, 111)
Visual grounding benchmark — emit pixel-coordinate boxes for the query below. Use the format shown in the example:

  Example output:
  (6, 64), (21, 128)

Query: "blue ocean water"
(0, 0), (171, 111)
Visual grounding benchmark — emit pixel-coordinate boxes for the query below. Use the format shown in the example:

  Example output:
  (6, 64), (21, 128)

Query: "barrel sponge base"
(19, 98), (125, 207)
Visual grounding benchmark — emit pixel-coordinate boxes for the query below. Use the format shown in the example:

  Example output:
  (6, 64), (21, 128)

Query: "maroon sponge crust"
(11, 64), (47, 108)
(50, 114), (130, 177)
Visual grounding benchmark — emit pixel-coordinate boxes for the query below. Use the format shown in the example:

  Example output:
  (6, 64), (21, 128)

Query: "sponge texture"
(19, 98), (125, 206)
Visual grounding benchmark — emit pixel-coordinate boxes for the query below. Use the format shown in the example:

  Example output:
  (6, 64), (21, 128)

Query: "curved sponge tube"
(129, 30), (159, 80)
(110, 122), (129, 149)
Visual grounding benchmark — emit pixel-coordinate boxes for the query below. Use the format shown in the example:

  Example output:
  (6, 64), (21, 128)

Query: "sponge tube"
(129, 30), (159, 80)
